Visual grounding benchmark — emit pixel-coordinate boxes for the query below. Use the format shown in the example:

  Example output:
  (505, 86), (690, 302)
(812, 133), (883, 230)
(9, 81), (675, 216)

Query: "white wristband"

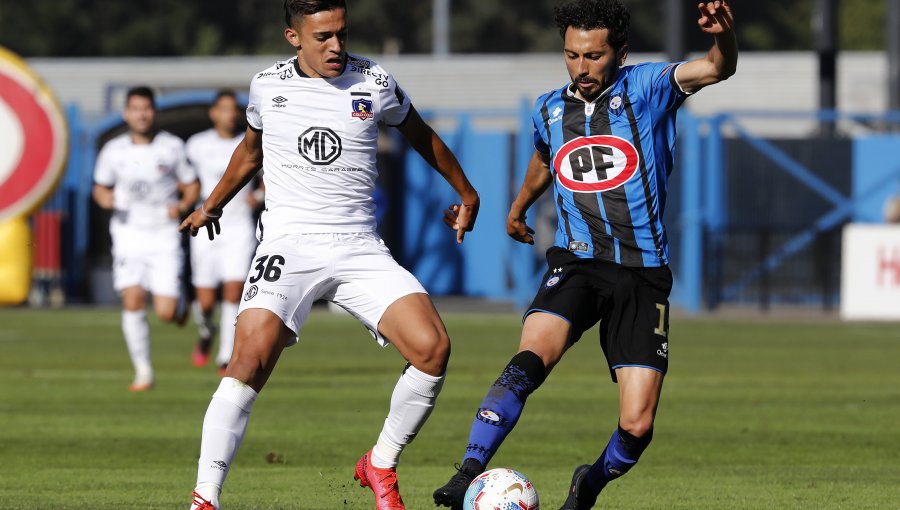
(201, 205), (222, 218)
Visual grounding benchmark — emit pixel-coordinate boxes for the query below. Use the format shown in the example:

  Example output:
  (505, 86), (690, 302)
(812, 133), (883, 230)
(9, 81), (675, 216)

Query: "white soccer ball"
(463, 467), (539, 510)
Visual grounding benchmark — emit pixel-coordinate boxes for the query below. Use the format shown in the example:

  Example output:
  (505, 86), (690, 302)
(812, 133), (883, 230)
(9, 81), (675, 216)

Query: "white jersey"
(185, 128), (253, 232)
(94, 130), (196, 236)
(246, 54), (411, 237)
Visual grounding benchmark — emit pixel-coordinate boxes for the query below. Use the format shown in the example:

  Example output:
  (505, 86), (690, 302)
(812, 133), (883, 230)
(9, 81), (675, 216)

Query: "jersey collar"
(566, 81), (615, 104)
(292, 56), (348, 79)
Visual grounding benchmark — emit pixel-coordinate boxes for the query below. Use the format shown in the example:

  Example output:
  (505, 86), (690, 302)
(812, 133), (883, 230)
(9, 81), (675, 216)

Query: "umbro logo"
(272, 96), (288, 108)
(214, 461), (227, 468)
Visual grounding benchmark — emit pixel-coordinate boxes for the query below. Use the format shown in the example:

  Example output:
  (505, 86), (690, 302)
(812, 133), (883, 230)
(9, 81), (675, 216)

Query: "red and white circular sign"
(553, 135), (639, 193)
(0, 47), (68, 221)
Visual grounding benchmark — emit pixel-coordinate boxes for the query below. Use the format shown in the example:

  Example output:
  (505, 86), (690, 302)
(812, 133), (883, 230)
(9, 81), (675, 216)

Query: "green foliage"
(0, 0), (889, 57)
(1, 308), (899, 508)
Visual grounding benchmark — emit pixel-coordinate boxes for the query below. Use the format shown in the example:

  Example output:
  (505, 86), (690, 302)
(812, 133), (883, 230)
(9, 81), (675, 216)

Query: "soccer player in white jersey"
(186, 90), (261, 373)
(93, 86), (199, 392)
(180, 1), (480, 509)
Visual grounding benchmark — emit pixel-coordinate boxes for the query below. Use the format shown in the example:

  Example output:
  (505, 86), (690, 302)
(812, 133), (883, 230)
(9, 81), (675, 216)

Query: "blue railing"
(48, 95), (900, 311)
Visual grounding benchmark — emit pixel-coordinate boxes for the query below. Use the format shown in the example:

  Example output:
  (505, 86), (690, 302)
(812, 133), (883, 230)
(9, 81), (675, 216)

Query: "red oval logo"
(0, 47), (68, 221)
(553, 135), (639, 193)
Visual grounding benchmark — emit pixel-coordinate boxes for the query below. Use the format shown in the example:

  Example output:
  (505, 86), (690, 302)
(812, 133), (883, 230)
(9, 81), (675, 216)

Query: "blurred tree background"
(0, 0), (888, 57)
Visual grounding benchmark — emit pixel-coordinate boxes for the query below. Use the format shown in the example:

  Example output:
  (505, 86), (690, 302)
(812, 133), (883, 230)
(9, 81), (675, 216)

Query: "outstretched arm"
(675, 1), (738, 94)
(507, 150), (553, 245)
(398, 106), (480, 244)
(179, 127), (263, 240)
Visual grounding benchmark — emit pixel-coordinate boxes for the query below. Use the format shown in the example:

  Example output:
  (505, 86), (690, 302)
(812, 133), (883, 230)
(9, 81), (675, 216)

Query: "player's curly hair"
(554, 0), (630, 51)
(284, 0), (347, 27)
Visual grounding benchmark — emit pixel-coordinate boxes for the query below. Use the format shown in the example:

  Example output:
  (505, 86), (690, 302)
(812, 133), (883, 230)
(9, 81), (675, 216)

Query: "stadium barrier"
(40, 94), (900, 314)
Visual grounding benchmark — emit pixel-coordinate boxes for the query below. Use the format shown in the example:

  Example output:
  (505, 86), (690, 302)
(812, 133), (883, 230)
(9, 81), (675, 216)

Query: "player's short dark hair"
(125, 86), (155, 108)
(213, 89), (237, 105)
(554, 0), (630, 51)
(284, 0), (347, 27)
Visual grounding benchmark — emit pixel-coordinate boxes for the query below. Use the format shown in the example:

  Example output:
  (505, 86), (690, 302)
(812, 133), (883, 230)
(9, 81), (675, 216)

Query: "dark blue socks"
(584, 425), (654, 495)
(462, 351), (546, 467)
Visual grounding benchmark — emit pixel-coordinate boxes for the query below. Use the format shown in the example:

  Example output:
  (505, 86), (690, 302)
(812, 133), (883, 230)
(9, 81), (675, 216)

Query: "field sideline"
(1, 308), (898, 509)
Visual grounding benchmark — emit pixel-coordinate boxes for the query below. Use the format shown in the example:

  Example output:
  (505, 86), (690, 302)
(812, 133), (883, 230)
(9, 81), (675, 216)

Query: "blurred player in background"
(186, 90), (262, 374)
(180, 1), (479, 509)
(433, 1), (737, 509)
(92, 86), (199, 392)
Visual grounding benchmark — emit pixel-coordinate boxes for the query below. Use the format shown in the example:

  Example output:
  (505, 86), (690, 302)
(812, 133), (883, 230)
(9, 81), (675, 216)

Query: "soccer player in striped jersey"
(434, 1), (737, 509)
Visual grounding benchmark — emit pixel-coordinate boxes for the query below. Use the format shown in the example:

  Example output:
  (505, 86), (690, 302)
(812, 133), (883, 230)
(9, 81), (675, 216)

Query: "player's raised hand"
(697, 1), (733, 35)
(443, 197), (480, 244)
(179, 206), (221, 241)
(506, 214), (536, 245)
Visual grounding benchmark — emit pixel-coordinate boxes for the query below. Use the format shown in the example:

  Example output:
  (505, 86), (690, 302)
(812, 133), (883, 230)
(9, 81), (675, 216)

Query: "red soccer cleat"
(354, 450), (406, 510)
(190, 491), (217, 510)
(192, 341), (212, 368)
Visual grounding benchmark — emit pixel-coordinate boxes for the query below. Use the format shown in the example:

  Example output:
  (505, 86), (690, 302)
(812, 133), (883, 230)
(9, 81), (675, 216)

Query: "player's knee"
(618, 416), (655, 441)
(156, 308), (175, 323)
(416, 341), (450, 377)
(224, 351), (267, 385)
(407, 328), (450, 376)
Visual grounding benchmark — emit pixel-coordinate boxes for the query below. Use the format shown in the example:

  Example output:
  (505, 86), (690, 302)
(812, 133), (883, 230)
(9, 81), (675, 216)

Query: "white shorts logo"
(657, 341), (668, 359)
(244, 284), (258, 301)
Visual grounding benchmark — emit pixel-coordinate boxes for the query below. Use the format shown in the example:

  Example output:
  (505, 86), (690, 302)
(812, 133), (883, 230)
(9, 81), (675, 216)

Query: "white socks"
(121, 310), (152, 383)
(370, 365), (445, 469)
(195, 377), (258, 501)
(193, 301), (215, 339)
(216, 301), (238, 367)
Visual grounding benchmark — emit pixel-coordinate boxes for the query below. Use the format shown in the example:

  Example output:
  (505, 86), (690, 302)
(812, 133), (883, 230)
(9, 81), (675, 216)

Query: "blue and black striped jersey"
(533, 61), (688, 267)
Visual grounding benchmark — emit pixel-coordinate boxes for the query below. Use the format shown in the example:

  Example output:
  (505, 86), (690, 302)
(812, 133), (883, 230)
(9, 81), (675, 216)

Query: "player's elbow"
(717, 62), (737, 82)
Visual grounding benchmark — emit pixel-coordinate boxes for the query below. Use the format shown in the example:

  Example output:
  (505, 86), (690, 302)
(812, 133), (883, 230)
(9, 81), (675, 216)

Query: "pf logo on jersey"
(553, 135), (640, 193)
(298, 127), (342, 165)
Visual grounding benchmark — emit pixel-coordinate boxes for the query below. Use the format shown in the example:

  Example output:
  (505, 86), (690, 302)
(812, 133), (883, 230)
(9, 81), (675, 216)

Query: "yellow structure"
(0, 217), (31, 305)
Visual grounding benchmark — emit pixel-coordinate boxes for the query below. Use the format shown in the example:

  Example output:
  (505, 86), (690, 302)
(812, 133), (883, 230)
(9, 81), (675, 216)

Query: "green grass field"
(1, 308), (899, 509)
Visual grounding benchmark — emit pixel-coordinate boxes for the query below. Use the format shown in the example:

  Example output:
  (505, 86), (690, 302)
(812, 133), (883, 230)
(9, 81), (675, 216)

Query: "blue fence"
(40, 95), (900, 312)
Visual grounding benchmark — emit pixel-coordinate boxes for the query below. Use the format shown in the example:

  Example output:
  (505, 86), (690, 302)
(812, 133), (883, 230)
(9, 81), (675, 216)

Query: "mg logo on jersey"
(553, 135), (640, 193)
(298, 127), (342, 165)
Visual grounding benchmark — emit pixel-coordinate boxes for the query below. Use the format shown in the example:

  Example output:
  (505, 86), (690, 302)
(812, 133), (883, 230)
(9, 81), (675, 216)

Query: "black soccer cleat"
(558, 464), (599, 510)
(433, 458), (484, 509)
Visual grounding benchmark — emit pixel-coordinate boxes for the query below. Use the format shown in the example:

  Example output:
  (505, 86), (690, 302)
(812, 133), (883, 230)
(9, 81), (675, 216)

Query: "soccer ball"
(463, 468), (539, 510)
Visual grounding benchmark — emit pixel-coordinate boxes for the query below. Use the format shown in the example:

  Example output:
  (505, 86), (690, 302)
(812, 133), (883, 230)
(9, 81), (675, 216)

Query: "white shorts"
(237, 232), (426, 347)
(190, 227), (257, 288)
(111, 232), (183, 297)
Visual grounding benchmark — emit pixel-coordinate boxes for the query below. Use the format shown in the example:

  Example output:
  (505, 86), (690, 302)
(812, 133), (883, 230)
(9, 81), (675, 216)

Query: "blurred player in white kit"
(186, 90), (262, 374)
(92, 86), (199, 391)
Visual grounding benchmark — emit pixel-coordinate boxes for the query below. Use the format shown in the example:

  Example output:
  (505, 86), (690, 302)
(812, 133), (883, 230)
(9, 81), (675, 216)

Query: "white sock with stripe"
(194, 377), (258, 504)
